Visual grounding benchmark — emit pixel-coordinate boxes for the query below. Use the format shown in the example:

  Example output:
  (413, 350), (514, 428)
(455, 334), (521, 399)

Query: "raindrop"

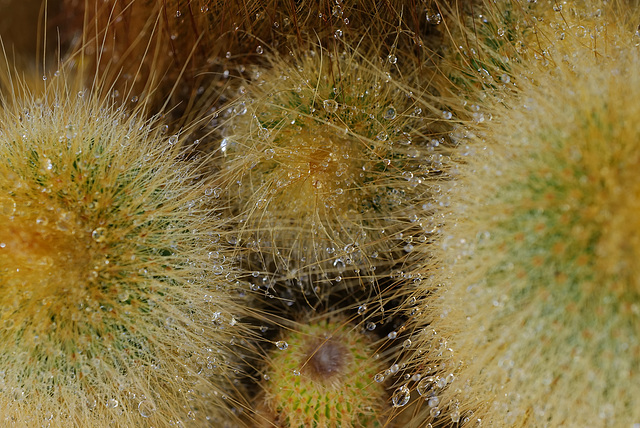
(106, 398), (119, 408)
(292, 370), (300, 376)
(426, 11), (442, 25)
(275, 341), (288, 350)
(0, 196), (16, 215)
(357, 305), (367, 315)
(392, 385), (411, 407)
(256, 45), (264, 54)
(428, 396), (440, 408)
(92, 227), (107, 243)
(376, 131), (388, 141)
(442, 110), (452, 120)
(383, 106), (397, 120)
(334, 29), (343, 38)
(138, 400), (157, 417)
(366, 322), (376, 331)
(323, 99), (338, 113)
(374, 372), (385, 382)
(388, 331), (397, 340)
(12, 388), (24, 401)
(168, 135), (178, 145)
(416, 377), (435, 396)
(388, 54), (397, 64)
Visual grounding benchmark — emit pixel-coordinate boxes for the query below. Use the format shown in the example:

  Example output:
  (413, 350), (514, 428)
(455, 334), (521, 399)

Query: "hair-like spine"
(0, 61), (251, 426)
(398, 1), (640, 426)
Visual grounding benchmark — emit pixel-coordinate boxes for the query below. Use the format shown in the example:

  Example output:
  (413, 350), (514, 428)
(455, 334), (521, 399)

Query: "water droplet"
(501, 73), (511, 83)
(12, 388), (24, 401)
(388, 54), (397, 64)
(402, 339), (412, 348)
(426, 11), (442, 25)
(388, 331), (397, 340)
(376, 131), (388, 141)
(292, 369), (300, 376)
(256, 45), (264, 54)
(442, 110), (452, 120)
(383, 105), (397, 120)
(106, 398), (119, 408)
(168, 135), (178, 145)
(334, 29), (343, 38)
(323, 99), (338, 113)
(392, 385), (411, 407)
(234, 102), (247, 116)
(428, 396), (440, 408)
(416, 377), (435, 396)
(118, 291), (129, 302)
(138, 400), (157, 417)
(374, 372), (385, 382)
(92, 227), (107, 242)
(275, 341), (288, 350)
(366, 322), (376, 331)
(0, 196), (16, 215)
(357, 305), (367, 315)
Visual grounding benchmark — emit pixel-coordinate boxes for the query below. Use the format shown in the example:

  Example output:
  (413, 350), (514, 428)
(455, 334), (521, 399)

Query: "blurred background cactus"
(400, 1), (640, 427)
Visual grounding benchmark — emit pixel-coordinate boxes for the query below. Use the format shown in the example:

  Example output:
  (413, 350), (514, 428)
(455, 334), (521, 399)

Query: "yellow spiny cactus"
(217, 40), (447, 299)
(400, 1), (640, 426)
(0, 65), (248, 426)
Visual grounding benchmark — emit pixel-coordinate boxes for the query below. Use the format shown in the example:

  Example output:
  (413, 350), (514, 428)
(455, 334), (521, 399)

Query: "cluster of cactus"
(2, 0), (640, 426)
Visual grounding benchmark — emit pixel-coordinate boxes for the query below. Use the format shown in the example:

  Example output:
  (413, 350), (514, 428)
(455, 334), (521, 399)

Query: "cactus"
(400, 1), (640, 426)
(217, 39), (448, 299)
(255, 316), (387, 427)
(0, 66), (248, 426)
